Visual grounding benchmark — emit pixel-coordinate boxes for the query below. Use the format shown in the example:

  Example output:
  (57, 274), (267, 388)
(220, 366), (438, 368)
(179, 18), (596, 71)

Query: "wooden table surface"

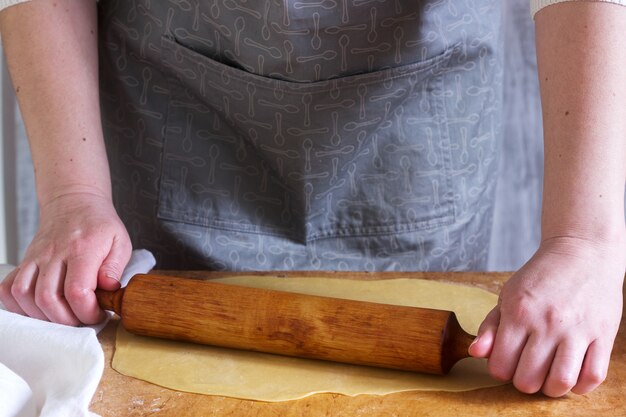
(89, 271), (626, 416)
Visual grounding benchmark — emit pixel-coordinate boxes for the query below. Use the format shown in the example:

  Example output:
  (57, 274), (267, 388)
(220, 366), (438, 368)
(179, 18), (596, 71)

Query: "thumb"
(468, 305), (500, 358)
(97, 236), (132, 291)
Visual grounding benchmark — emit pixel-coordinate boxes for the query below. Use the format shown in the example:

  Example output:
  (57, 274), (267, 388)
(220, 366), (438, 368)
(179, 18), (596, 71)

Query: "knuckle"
(584, 368), (607, 386)
(64, 285), (91, 305)
(117, 232), (132, 248)
(39, 243), (56, 260)
(543, 307), (562, 327)
(512, 375), (542, 394)
(11, 283), (30, 298)
(67, 238), (92, 255)
(487, 362), (513, 382)
(35, 289), (60, 309)
(550, 374), (577, 392)
(503, 299), (533, 323)
(542, 308), (583, 330)
(27, 245), (55, 262)
(0, 282), (9, 300)
(67, 229), (99, 248)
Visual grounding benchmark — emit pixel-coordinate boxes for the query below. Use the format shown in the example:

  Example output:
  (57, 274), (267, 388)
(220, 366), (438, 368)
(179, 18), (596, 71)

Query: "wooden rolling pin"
(96, 273), (476, 375)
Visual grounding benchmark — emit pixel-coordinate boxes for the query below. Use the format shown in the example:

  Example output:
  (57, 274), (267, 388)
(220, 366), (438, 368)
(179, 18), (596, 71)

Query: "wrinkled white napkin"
(0, 249), (156, 417)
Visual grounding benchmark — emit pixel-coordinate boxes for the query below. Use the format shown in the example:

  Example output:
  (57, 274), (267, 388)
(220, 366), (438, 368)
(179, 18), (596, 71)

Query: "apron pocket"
(157, 34), (456, 242)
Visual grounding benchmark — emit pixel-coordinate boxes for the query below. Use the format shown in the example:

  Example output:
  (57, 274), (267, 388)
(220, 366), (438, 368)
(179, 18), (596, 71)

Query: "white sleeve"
(531, 0), (626, 19)
(0, 0), (31, 12)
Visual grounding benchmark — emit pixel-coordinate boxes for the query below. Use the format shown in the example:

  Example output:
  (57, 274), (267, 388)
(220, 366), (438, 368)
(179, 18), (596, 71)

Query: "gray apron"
(98, 0), (503, 271)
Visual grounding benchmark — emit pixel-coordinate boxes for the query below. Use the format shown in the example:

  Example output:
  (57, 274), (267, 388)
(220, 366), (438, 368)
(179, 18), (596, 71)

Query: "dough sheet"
(112, 277), (504, 401)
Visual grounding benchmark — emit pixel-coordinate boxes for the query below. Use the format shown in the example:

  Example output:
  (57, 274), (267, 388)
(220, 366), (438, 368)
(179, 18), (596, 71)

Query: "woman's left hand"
(469, 235), (626, 397)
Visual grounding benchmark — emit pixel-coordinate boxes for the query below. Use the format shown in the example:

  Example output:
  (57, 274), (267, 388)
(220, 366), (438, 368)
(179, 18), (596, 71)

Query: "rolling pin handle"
(441, 312), (477, 374)
(95, 288), (125, 316)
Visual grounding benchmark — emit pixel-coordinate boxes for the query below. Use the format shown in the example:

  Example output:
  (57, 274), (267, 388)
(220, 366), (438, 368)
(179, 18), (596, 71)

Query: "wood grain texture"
(99, 273), (474, 374)
(91, 271), (626, 416)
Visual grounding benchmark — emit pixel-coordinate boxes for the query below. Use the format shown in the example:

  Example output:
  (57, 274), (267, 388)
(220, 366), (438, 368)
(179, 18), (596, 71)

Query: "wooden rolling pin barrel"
(96, 274), (476, 375)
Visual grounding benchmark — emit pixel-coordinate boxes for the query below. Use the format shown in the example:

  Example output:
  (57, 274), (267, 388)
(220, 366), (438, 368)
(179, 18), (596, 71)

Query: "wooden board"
(90, 271), (626, 416)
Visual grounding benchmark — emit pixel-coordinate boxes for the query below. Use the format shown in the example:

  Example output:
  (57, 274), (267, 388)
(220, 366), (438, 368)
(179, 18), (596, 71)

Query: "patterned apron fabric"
(98, 0), (503, 271)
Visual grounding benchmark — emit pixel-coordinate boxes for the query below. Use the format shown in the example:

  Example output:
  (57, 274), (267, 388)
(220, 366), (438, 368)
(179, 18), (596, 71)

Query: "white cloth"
(0, 249), (156, 417)
(116, 249), (156, 288)
(0, 311), (104, 417)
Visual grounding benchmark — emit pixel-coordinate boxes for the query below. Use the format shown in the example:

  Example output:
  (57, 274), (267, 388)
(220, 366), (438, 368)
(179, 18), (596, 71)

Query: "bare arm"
(470, 1), (626, 397)
(537, 2), (626, 244)
(1, 0), (109, 204)
(0, 0), (131, 325)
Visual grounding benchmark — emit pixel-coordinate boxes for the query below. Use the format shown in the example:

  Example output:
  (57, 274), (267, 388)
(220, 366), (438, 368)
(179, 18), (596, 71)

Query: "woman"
(0, 0), (624, 397)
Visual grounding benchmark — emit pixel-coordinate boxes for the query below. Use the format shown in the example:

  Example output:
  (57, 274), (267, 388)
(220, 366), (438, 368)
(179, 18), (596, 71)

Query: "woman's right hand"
(0, 0), (124, 326)
(0, 192), (132, 326)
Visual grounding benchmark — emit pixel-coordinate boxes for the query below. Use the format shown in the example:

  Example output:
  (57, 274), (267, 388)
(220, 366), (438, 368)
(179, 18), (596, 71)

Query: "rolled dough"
(112, 277), (504, 401)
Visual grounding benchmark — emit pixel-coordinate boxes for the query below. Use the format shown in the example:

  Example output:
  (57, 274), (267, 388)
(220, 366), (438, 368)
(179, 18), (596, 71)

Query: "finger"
(34, 261), (81, 326)
(487, 322), (529, 382)
(0, 268), (27, 314)
(97, 235), (131, 291)
(469, 305), (500, 358)
(542, 340), (586, 397)
(572, 339), (611, 395)
(11, 262), (48, 321)
(512, 334), (557, 394)
(64, 255), (106, 325)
